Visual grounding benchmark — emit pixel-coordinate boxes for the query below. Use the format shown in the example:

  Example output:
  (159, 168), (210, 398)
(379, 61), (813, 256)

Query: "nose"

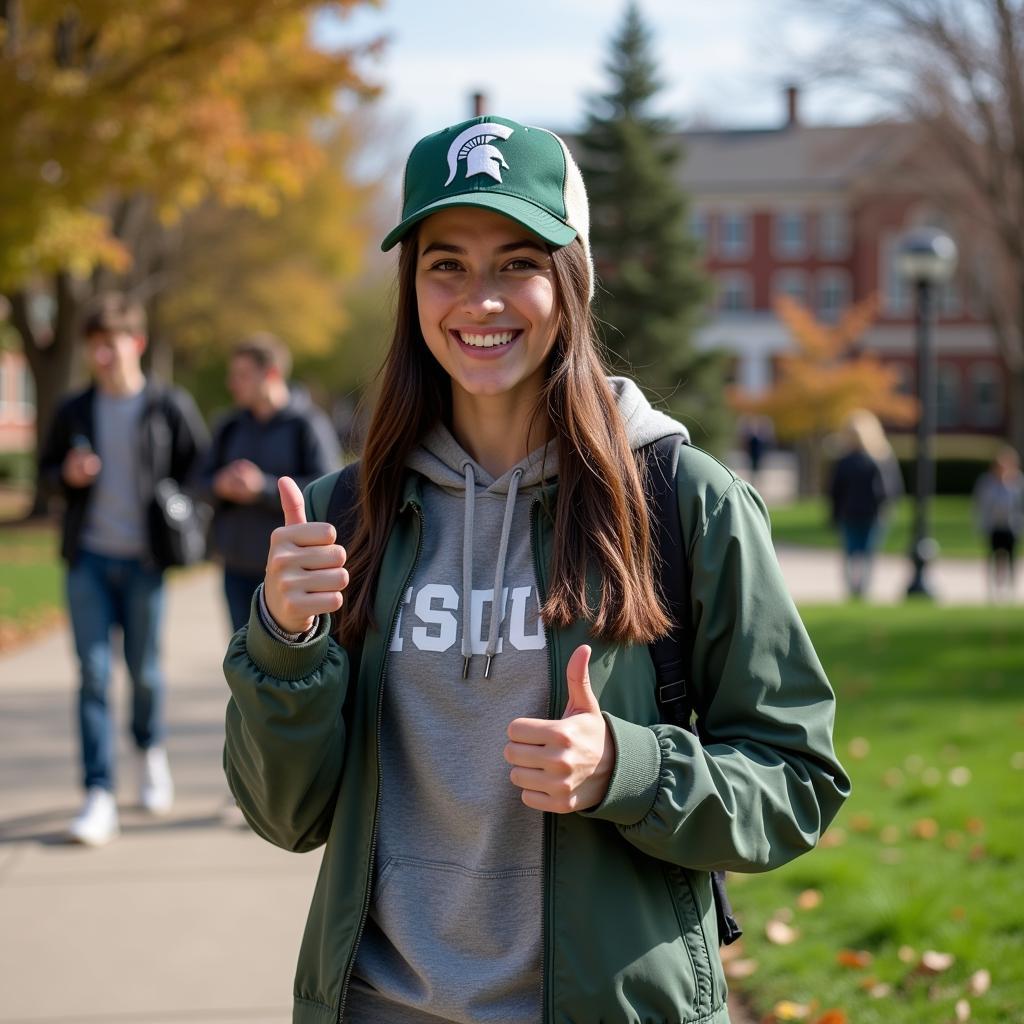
(461, 272), (505, 319)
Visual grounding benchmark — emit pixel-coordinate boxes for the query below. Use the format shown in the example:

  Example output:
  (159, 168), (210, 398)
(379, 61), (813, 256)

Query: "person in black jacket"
(198, 333), (340, 632)
(38, 293), (208, 845)
(828, 409), (903, 598)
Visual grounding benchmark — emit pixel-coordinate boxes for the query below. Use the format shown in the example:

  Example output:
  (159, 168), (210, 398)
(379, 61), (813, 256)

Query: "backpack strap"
(325, 461), (361, 537)
(641, 433), (743, 947)
(643, 435), (693, 729)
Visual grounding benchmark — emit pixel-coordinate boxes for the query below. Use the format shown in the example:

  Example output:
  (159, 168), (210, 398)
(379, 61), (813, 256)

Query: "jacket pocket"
(664, 865), (718, 1015)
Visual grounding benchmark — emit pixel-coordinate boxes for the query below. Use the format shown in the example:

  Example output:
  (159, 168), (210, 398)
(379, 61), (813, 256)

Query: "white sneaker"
(138, 746), (174, 815)
(68, 787), (119, 846)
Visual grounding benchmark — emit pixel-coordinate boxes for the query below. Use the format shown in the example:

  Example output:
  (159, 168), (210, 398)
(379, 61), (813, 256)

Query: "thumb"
(278, 476), (307, 526)
(562, 644), (598, 718)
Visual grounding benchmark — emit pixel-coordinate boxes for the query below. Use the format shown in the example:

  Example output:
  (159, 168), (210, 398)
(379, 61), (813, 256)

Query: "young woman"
(223, 115), (849, 1024)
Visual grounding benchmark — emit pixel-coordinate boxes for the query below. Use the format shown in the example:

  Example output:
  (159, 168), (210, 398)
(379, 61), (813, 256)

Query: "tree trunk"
(10, 274), (83, 518)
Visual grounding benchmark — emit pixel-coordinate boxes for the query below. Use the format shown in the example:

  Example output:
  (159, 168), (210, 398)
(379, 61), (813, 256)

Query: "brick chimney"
(785, 84), (800, 127)
(471, 91), (487, 117)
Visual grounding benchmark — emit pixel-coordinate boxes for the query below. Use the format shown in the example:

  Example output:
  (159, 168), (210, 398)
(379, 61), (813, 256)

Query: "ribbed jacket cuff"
(244, 588), (332, 682)
(580, 713), (662, 826)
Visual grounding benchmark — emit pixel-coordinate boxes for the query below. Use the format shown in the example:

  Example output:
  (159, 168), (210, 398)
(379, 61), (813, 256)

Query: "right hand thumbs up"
(263, 476), (349, 635)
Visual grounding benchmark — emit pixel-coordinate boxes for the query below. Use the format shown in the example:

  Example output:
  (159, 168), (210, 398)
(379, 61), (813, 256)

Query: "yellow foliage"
(0, 0), (380, 286)
(730, 294), (918, 442)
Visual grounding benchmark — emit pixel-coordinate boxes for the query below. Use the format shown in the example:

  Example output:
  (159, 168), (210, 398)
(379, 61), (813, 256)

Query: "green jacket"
(224, 446), (850, 1024)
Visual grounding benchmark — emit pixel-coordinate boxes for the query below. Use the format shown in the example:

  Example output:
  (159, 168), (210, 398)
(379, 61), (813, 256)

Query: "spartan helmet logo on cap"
(443, 122), (515, 187)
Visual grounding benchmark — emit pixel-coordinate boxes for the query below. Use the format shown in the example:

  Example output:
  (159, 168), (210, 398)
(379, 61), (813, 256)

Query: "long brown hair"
(338, 229), (671, 647)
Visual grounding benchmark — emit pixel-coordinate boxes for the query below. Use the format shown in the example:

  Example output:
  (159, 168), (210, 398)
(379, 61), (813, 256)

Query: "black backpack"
(326, 434), (742, 946)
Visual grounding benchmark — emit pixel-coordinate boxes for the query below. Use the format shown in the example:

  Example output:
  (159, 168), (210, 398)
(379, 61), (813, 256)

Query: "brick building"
(680, 90), (1007, 435)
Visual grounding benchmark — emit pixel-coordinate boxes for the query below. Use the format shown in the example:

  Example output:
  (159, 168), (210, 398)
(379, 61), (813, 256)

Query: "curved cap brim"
(381, 192), (577, 252)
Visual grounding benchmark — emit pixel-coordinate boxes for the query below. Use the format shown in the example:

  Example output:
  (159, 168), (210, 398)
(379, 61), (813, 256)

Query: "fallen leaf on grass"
(836, 949), (873, 969)
(812, 1011), (848, 1024)
(858, 978), (892, 998)
(882, 768), (905, 788)
(771, 1000), (811, 1020)
(948, 766), (971, 787)
(848, 736), (870, 759)
(950, 905), (966, 921)
(848, 813), (874, 833)
(955, 998), (971, 1021)
(968, 969), (991, 996)
(922, 767), (943, 786)
(879, 825), (902, 844)
(724, 957), (759, 980)
(818, 827), (847, 849)
(968, 844), (987, 862)
(911, 818), (940, 840)
(897, 945), (918, 964)
(965, 817), (985, 835)
(943, 831), (964, 850)
(765, 919), (800, 945)
(796, 888), (822, 910)
(919, 950), (956, 974)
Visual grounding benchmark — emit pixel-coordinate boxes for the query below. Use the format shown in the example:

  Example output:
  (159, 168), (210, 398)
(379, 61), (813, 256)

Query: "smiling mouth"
(452, 329), (520, 349)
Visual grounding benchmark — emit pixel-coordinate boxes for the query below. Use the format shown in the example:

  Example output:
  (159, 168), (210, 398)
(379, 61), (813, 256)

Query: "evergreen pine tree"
(578, 2), (730, 449)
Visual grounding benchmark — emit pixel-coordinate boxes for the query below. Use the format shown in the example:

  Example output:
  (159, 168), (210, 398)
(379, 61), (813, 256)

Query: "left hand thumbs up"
(504, 644), (614, 814)
(562, 644), (599, 718)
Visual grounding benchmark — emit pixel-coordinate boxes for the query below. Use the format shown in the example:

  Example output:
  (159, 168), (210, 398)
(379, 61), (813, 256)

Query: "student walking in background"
(200, 334), (340, 632)
(38, 293), (208, 846)
(973, 445), (1024, 601)
(829, 409), (903, 599)
(222, 115), (849, 1024)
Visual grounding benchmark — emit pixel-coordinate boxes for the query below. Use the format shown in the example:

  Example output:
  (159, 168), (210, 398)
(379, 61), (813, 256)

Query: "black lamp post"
(897, 227), (958, 598)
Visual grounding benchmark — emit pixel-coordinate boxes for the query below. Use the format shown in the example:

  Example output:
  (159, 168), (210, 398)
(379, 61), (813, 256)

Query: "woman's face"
(414, 207), (560, 404)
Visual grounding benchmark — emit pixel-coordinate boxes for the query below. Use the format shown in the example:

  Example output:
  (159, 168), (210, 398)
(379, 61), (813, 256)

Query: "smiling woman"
(222, 113), (850, 1024)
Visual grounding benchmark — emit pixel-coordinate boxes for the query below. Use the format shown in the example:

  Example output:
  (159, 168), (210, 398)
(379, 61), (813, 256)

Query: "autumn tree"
(158, 119), (381, 415)
(730, 295), (917, 494)
(799, 0), (1024, 455)
(0, 0), (380, 510)
(576, 2), (729, 450)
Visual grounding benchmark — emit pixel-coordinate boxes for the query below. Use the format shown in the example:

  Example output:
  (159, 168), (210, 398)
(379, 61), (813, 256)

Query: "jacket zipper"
(337, 501), (424, 1024)
(530, 500), (556, 1024)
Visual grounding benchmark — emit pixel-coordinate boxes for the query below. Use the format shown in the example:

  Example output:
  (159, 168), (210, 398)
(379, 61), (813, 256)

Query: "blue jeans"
(66, 549), (166, 791)
(223, 569), (264, 633)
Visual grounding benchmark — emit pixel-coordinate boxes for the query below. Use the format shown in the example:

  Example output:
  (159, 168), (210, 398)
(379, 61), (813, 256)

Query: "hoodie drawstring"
(484, 468), (523, 679)
(460, 462), (523, 680)
(461, 462), (476, 679)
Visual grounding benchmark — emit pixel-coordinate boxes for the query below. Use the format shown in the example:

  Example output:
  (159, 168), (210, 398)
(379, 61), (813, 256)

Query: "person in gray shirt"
(38, 293), (208, 846)
(199, 333), (341, 632)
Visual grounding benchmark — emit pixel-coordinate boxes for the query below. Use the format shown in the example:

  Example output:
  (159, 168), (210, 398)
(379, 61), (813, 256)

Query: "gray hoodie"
(346, 378), (684, 1024)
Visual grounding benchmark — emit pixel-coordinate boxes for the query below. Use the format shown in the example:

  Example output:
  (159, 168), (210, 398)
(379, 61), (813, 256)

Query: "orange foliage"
(729, 294), (918, 442)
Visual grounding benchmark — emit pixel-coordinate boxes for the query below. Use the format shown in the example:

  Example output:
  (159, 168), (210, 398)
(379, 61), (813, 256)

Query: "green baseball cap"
(381, 116), (591, 271)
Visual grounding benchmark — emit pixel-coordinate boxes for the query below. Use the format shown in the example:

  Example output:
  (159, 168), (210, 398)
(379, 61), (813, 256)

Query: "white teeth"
(459, 330), (515, 348)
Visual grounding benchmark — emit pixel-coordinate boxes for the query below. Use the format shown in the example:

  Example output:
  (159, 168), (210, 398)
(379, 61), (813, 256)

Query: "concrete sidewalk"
(0, 545), (1011, 1023)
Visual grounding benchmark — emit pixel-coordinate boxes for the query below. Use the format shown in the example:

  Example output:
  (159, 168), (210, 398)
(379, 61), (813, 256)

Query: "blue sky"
(317, 0), (883, 148)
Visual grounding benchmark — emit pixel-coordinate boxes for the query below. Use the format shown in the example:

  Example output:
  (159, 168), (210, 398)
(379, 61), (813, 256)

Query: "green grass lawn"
(768, 496), (985, 559)
(0, 524), (64, 646)
(730, 604), (1024, 1024)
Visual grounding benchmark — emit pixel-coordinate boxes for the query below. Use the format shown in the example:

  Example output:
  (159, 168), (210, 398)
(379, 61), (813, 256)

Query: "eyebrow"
(420, 239), (549, 257)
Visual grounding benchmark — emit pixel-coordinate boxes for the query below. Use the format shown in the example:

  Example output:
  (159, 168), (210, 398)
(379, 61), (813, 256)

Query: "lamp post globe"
(897, 227), (958, 598)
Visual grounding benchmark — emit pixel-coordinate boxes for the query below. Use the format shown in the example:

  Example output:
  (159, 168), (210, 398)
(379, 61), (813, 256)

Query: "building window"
(774, 210), (806, 259)
(773, 269), (810, 307)
(719, 211), (750, 260)
(881, 235), (913, 317)
(816, 270), (851, 322)
(819, 209), (849, 259)
(969, 364), (1003, 428)
(690, 210), (709, 252)
(936, 364), (961, 429)
(718, 272), (753, 313)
